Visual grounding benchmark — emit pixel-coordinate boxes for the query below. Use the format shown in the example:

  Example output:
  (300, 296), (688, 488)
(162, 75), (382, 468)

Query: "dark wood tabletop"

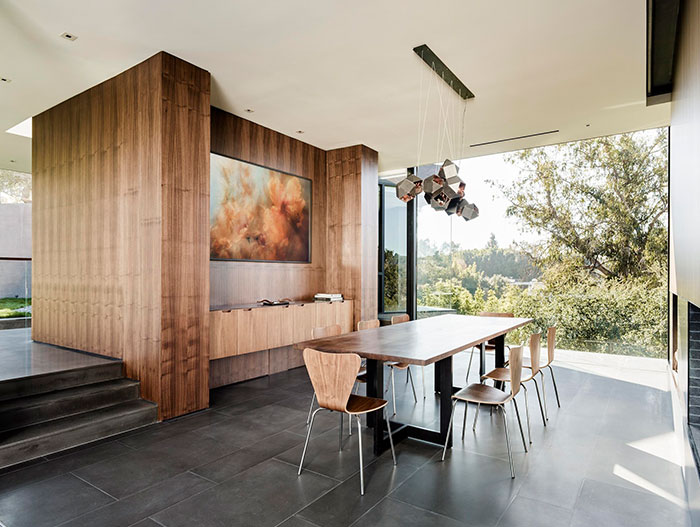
(294, 314), (533, 366)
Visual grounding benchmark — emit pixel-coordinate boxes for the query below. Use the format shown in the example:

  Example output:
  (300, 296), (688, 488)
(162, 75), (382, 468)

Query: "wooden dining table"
(295, 314), (533, 455)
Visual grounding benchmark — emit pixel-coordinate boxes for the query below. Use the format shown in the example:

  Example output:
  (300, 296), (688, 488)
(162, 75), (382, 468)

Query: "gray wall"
(0, 203), (31, 297)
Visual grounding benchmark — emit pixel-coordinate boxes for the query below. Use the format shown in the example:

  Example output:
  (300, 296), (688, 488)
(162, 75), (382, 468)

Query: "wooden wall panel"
(325, 145), (379, 327)
(33, 52), (210, 420)
(210, 108), (327, 306)
(158, 54), (210, 418)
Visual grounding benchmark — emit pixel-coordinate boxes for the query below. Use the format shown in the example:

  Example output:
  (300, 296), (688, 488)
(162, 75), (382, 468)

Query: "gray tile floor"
(0, 349), (690, 526)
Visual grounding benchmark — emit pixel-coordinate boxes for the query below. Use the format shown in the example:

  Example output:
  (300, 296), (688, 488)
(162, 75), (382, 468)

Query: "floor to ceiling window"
(383, 128), (669, 358)
(378, 182), (407, 313)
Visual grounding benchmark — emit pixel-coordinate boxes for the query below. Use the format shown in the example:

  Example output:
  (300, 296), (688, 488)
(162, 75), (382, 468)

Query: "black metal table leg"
(479, 342), (486, 378)
(436, 356), (453, 448)
(494, 335), (506, 367)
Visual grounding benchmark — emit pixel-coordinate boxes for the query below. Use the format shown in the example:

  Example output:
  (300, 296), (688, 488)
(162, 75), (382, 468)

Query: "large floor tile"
(496, 495), (572, 527)
(58, 472), (213, 527)
(151, 459), (337, 527)
(570, 479), (689, 527)
(0, 474), (113, 527)
(192, 430), (304, 483)
(0, 440), (131, 496)
(350, 497), (465, 527)
(117, 410), (230, 449)
(297, 441), (437, 527)
(391, 449), (523, 526)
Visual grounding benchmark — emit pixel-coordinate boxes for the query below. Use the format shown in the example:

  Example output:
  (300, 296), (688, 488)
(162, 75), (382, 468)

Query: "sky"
(416, 153), (525, 251)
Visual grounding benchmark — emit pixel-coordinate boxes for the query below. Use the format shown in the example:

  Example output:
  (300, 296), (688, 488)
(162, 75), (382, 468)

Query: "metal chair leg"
(548, 365), (561, 407)
(532, 378), (547, 426)
(540, 370), (549, 420)
(473, 402), (480, 431)
(406, 366), (409, 384)
(502, 405), (515, 478)
(356, 415), (365, 495)
(390, 367), (397, 416)
(306, 393), (316, 424)
(299, 408), (322, 475)
(522, 384), (532, 444)
(441, 400), (458, 461)
(513, 399), (527, 453)
(407, 367), (418, 403)
(462, 401), (468, 440)
(385, 409), (397, 465)
(466, 347), (475, 384)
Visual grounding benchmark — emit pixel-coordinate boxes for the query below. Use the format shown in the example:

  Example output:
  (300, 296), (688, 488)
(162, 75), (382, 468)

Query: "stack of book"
(314, 293), (344, 303)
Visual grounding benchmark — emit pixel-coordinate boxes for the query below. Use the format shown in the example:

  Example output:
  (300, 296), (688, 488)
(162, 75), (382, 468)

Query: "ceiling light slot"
(60, 32), (78, 41)
(469, 130), (559, 148)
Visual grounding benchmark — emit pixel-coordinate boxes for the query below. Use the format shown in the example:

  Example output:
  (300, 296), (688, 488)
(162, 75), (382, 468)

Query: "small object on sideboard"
(258, 298), (292, 306)
(314, 293), (344, 303)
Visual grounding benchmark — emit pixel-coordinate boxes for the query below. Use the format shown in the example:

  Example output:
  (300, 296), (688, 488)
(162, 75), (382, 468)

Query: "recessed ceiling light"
(10, 160), (15, 163)
(586, 123), (591, 127)
(6, 117), (32, 139)
(60, 32), (78, 41)
(1, 77), (10, 83)
(244, 108), (254, 113)
(296, 130), (304, 134)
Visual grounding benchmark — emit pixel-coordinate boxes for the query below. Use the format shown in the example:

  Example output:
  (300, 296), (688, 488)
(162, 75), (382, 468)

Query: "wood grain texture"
(303, 348), (360, 412)
(295, 314), (533, 366)
(209, 108), (327, 307)
(209, 349), (269, 389)
(32, 52), (210, 420)
(325, 145), (378, 328)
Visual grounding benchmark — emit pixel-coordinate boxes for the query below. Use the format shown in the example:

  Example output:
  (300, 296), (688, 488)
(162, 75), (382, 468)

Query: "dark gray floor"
(0, 328), (115, 382)
(0, 350), (689, 527)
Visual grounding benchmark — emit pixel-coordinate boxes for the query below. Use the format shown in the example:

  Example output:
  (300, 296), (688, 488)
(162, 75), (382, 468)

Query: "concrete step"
(0, 379), (141, 432)
(0, 399), (157, 469)
(0, 361), (124, 401)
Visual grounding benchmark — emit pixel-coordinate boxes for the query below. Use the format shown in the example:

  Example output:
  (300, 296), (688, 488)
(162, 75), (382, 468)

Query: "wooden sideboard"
(210, 300), (353, 360)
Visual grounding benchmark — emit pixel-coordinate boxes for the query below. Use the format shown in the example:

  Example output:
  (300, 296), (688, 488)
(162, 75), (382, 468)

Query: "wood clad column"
(32, 52), (210, 420)
(325, 145), (379, 326)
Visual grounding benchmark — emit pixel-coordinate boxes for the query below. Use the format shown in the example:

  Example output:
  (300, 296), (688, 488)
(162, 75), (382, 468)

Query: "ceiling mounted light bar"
(469, 129), (559, 148)
(413, 44), (474, 100)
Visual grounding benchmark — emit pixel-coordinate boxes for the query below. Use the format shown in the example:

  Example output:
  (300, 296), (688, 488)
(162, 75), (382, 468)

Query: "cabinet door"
(238, 308), (268, 355)
(210, 310), (239, 359)
(293, 303), (316, 343)
(314, 302), (335, 329)
(334, 300), (353, 334)
(267, 305), (295, 349)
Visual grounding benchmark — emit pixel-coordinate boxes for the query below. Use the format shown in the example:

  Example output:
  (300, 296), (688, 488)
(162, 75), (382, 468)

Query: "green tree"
(499, 129), (668, 281)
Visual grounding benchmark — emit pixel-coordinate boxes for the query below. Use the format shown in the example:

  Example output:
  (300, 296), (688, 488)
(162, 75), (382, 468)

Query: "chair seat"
(452, 383), (510, 405)
(345, 394), (388, 415)
(387, 362), (410, 370)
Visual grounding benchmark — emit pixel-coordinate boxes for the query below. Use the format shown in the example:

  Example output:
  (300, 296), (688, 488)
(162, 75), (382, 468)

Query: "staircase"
(0, 360), (157, 469)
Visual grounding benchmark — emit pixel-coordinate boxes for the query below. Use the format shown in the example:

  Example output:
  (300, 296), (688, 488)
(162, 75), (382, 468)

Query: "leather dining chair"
(299, 348), (396, 495)
(441, 346), (527, 478)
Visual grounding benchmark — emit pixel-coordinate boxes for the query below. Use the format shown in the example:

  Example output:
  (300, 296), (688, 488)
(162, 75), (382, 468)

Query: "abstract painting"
(210, 153), (311, 262)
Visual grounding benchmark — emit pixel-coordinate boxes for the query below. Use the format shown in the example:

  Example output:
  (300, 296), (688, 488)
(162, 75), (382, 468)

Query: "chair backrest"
(528, 332), (542, 374)
(312, 324), (342, 339)
(508, 346), (523, 398)
(478, 311), (514, 318)
(357, 319), (380, 331)
(303, 348), (360, 412)
(546, 327), (556, 365)
(391, 314), (410, 325)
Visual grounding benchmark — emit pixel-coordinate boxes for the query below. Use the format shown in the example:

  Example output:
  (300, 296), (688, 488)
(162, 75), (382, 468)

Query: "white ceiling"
(0, 0), (669, 174)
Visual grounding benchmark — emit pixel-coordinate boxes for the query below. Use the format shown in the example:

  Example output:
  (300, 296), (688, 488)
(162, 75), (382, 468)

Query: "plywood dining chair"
(357, 319), (380, 331)
(299, 348), (396, 495)
(441, 346), (527, 478)
(524, 327), (560, 408)
(385, 314), (418, 414)
(306, 324), (342, 424)
(465, 312), (514, 383)
(482, 332), (547, 431)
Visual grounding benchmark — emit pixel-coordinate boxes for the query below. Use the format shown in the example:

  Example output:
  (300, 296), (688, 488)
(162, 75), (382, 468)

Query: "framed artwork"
(210, 153), (311, 262)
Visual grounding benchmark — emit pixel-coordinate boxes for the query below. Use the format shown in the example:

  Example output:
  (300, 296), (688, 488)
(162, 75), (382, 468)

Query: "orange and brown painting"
(210, 154), (311, 262)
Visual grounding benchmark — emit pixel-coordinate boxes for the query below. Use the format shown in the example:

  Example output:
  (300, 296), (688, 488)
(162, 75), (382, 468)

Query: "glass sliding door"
(378, 182), (407, 314)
